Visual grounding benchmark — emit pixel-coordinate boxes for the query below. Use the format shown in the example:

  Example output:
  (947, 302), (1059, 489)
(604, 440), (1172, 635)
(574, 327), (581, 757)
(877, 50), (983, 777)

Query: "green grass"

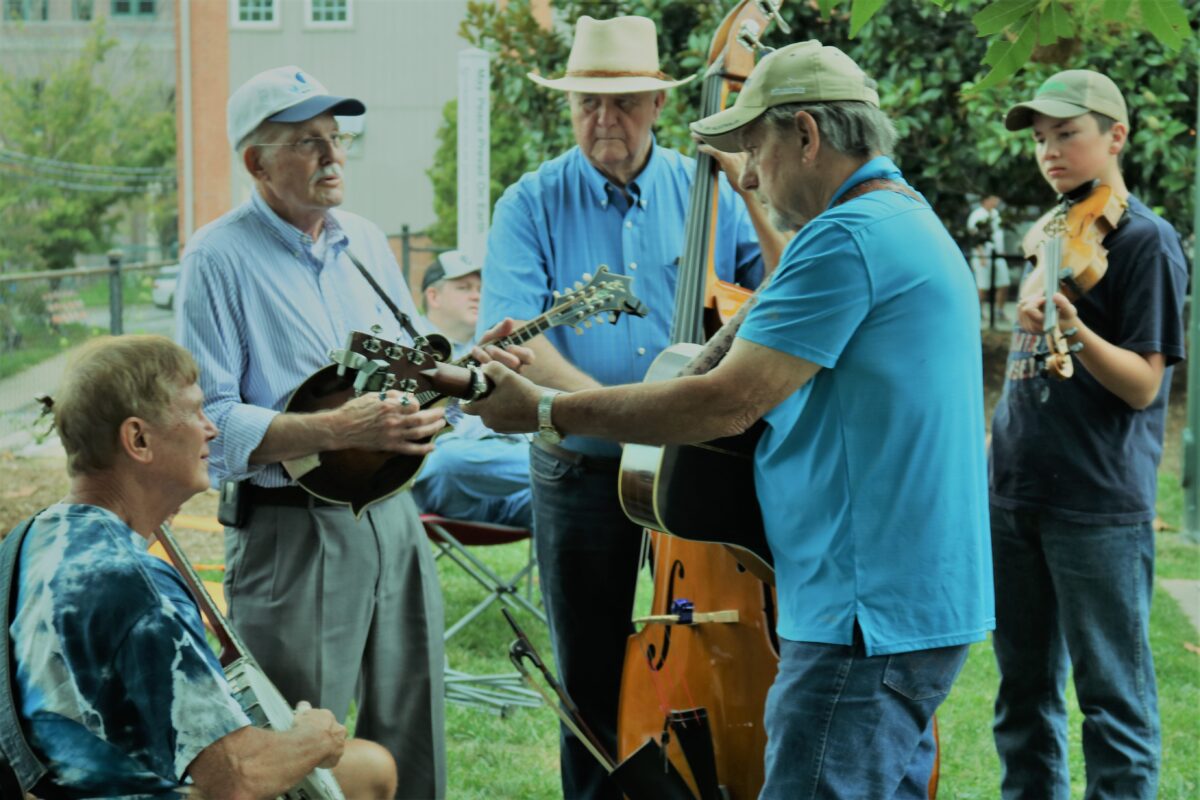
(76, 271), (155, 309)
(0, 321), (91, 380)
(436, 528), (1200, 799)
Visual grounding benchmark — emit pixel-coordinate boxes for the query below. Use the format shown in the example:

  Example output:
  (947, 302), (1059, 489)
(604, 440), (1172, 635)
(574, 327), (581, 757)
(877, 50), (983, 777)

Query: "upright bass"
(615, 4), (788, 798)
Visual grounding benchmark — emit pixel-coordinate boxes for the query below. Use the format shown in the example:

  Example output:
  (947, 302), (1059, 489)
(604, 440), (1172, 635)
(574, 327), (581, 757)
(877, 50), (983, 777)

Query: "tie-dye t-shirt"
(9, 504), (250, 797)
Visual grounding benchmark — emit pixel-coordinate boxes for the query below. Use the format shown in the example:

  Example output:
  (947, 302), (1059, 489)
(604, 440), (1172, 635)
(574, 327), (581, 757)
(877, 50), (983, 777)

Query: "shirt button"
(625, 220), (633, 229)
(637, 347), (646, 356)
(639, 199), (647, 208)
(629, 262), (638, 270)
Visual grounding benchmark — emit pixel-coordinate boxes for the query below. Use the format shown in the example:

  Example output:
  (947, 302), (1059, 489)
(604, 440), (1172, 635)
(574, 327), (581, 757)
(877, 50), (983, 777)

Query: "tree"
(428, 0), (1195, 245)
(0, 18), (177, 272)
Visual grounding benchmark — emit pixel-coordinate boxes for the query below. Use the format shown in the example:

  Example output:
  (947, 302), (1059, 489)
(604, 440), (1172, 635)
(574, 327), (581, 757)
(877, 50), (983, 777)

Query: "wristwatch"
(537, 390), (564, 444)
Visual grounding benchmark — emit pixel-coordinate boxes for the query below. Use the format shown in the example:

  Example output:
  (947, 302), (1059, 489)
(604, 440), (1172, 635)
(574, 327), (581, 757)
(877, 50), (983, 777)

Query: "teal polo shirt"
(738, 157), (994, 655)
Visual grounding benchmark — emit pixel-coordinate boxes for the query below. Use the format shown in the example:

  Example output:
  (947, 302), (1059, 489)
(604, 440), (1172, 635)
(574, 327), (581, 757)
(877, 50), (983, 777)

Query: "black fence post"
(107, 249), (123, 336)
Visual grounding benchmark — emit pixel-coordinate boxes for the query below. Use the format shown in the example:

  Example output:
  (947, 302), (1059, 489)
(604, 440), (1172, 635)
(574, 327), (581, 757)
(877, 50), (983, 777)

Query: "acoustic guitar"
(284, 266), (649, 514)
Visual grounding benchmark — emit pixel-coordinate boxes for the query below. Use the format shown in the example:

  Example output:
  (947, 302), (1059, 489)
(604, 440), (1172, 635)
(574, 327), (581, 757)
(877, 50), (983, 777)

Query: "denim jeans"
(412, 437), (532, 527)
(762, 630), (969, 799)
(990, 507), (1159, 800)
(528, 444), (644, 800)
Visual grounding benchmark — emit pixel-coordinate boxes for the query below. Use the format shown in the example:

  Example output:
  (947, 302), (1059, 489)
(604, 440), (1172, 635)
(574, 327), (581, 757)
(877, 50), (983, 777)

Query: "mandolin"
(283, 266), (648, 514)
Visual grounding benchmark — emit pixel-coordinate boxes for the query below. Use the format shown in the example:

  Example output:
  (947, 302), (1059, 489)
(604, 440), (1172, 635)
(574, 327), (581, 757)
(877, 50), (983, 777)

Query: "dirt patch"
(0, 451), (226, 565)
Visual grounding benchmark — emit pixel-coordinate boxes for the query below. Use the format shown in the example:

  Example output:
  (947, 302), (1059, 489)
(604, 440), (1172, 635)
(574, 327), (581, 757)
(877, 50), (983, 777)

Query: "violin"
(1019, 180), (1127, 381)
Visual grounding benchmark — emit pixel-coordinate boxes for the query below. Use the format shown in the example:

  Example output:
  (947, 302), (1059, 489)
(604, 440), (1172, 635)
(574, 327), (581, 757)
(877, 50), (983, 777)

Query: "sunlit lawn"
(438, 473), (1199, 799)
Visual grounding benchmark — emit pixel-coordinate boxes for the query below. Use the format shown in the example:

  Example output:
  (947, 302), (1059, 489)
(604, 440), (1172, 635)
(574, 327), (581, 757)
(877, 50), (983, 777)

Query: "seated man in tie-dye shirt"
(4, 335), (396, 799)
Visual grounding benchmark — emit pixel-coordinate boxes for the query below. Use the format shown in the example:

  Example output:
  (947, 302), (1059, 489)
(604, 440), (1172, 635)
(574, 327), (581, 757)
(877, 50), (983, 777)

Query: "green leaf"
(1048, 0), (1075, 38)
(817, 0), (842, 18)
(1138, 0), (1191, 50)
(971, 0), (1038, 37)
(849, 0), (888, 37)
(1037, 8), (1057, 46)
(974, 12), (1038, 90)
(1102, 0), (1135, 20)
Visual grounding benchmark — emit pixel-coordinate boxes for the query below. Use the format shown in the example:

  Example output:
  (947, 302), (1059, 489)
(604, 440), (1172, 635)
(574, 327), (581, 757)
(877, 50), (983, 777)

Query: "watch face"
(537, 428), (562, 445)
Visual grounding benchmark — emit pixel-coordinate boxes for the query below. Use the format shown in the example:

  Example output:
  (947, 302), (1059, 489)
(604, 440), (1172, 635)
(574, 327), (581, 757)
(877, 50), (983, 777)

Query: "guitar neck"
(414, 312), (557, 405)
(154, 524), (249, 668)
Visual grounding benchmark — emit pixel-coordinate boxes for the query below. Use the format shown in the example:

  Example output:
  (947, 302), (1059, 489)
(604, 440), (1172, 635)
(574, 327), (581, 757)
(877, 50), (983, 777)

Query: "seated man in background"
(3, 335), (396, 799)
(413, 250), (532, 528)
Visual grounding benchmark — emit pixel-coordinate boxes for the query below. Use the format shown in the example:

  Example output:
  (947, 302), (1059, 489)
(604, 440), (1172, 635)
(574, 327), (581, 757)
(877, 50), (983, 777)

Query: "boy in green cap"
(989, 69), (1189, 799)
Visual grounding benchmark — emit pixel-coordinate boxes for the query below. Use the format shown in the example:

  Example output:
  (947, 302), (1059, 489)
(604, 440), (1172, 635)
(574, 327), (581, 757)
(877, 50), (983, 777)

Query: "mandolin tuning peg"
(1069, 343), (1085, 353)
(573, 281), (583, 290)
(574, 326), (583, 335)
(552, 289), (561, 299)
(583, 320), (592, 328)
(582, 272), (592, 282)
(370, 324), (383, 335)
(609, 313), (617, 323)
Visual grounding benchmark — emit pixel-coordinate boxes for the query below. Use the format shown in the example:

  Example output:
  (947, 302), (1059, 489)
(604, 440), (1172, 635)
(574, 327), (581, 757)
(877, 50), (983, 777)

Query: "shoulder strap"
(343, 248), (428, 346)
(836, 178), (926, 207)
(0, 513), (51, 794)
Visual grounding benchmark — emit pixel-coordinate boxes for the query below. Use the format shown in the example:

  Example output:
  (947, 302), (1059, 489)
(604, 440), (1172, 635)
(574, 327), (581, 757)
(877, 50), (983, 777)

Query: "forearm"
(522, 337), (603, 392)
(190, 726), (335, 800)
(1067, 324), (1165, 409)
(249, 411), (339, 464)
(556, 375), (757, 445)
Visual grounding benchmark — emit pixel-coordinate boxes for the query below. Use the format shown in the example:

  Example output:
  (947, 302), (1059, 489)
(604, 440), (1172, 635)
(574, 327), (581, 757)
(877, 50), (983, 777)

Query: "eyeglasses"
(253, 132), (358, 157)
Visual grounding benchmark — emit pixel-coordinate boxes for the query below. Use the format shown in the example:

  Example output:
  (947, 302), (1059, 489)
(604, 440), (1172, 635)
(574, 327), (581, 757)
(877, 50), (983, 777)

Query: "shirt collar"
(827, 155), (904, 209)
(250, 189), (350, 258)
(575, 135), (662, 210)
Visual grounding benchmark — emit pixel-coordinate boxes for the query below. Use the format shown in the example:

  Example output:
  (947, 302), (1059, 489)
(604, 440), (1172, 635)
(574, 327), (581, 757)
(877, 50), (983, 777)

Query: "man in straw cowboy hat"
(468, 40), (994, 797)
(479, 14), (786, 799)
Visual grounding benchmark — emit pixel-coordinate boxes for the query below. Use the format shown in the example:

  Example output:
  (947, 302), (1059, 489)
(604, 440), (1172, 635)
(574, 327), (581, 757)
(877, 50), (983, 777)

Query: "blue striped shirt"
(177, 190), (427, 488)
(480, 143), (762, 456)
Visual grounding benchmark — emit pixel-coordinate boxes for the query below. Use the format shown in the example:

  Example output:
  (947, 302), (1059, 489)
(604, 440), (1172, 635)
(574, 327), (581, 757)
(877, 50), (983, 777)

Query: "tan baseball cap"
(1004, 69), (1128, 131)
(690, 40), (879, 152)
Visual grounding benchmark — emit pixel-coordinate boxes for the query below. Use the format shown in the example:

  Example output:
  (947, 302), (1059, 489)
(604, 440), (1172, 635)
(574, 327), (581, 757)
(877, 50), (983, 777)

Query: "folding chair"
(420, 514), (547, 713)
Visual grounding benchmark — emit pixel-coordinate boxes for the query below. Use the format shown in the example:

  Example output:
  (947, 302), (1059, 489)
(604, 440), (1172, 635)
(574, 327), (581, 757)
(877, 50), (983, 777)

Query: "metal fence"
(0, 252), (179, 443)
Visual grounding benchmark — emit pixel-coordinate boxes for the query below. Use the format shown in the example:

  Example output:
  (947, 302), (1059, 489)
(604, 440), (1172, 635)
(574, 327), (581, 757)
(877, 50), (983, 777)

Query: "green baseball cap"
(690, 40), (879, 153)
(1004, 69), (1128, 131)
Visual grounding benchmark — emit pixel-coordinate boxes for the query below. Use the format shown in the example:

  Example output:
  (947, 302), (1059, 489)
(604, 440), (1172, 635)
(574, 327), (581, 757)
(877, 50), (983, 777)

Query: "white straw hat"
(528, 16), (695, 94)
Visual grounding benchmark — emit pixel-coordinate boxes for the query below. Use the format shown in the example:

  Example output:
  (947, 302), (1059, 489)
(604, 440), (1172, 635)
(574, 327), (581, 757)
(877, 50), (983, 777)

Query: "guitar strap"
(0, 511), (56, 798)
(682, 177), (925, 378)
(343, 247), (428, 347)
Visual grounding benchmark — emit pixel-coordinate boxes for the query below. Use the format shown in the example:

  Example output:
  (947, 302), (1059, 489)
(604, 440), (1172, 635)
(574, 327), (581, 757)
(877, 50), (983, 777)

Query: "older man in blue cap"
(176, 66), (529, 799)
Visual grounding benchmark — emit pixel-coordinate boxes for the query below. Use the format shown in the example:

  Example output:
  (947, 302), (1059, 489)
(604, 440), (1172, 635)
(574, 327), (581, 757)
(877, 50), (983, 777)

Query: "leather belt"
(531, 438), (622, 471)
(245, 483), (335, 508)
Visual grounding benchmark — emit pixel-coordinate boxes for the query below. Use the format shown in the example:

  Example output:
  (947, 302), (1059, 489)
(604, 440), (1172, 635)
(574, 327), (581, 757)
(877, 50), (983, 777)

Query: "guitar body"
(618, 345), (772, 578)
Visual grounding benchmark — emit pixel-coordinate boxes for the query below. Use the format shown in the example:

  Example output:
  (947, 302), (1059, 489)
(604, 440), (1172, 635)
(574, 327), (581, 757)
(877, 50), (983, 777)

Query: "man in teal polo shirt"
(465, 40), (993, 797)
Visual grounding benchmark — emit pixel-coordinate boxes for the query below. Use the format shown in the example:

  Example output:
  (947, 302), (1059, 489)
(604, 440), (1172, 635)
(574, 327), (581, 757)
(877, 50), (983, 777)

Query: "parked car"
(151, 264), (181, 310)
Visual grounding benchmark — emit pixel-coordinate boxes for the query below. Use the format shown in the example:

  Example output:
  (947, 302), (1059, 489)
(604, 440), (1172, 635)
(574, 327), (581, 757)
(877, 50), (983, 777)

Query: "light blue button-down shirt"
(481, 143), (763, 456)
(177, 191), (427, 488)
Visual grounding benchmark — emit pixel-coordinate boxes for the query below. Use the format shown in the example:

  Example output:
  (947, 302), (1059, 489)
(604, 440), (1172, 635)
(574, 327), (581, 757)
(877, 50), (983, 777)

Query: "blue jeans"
(528, 443), (643, 800)
(412, 437), (532, 528)
(762, 630), (968, 799)
(990, 508), (1159, 800)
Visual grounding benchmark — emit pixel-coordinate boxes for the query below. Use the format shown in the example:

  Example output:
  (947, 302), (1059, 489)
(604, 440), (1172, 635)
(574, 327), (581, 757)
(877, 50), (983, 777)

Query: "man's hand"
(1016, 291), (1079, 335)
(473, 317), (535, 373)
(293, 701), (346, 769)
(461, 361), (544, 433)
(331, 392), (445, 454)
(696, 138), (748, 194)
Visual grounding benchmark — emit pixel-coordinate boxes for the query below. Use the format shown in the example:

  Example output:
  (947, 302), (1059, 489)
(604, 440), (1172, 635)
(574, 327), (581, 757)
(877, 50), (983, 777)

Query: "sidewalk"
(0, 304), (175, 450)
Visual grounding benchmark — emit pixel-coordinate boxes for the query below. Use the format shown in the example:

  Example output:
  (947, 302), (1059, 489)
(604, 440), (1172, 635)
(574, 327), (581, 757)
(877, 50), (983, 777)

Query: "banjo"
(154, 524), (344, 800)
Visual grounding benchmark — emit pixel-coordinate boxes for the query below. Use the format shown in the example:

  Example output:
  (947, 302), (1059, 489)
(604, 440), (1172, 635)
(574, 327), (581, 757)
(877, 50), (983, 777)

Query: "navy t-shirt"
(990, 195), (1189, 524)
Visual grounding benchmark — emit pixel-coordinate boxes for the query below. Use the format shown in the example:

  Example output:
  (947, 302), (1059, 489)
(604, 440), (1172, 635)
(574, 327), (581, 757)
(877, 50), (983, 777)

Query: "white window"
(305, 0), (351, 29)
(231, 0), (279, 30)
